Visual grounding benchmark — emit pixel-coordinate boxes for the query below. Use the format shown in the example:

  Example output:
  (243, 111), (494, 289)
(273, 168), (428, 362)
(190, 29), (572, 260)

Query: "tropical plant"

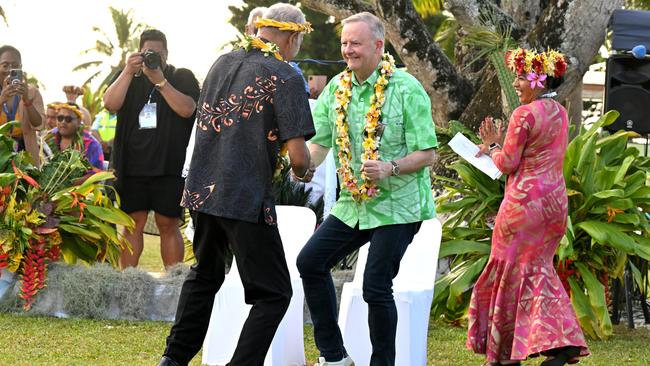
(80, 84), (108, 122)
(0, 122), (134, 310)
(431, 111), (650, 339)
(73, 7), (146, 86)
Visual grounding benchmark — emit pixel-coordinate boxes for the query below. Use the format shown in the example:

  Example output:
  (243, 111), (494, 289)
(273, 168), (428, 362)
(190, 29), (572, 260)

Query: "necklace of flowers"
(334, 53), (396, 202)
(239, 35), (288, 179)
(239, 34), (283, 61)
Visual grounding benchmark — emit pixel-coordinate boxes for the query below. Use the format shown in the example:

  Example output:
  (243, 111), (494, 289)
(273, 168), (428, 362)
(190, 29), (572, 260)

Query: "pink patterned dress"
(466, 99), (589, 362)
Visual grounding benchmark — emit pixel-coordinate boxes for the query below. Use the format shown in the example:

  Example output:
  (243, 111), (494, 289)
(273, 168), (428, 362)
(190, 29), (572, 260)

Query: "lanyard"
(147, 87), (156, 104)
(2, 95), (20, 121)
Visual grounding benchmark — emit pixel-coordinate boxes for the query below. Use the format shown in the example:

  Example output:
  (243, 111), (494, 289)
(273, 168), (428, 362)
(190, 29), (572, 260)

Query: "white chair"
(337, 218), (442, 366)
(202, 205), (316, 366)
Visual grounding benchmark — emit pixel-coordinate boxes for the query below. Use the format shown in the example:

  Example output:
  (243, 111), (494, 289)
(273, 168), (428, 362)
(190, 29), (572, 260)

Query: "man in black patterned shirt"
(158, 4), (314, 366)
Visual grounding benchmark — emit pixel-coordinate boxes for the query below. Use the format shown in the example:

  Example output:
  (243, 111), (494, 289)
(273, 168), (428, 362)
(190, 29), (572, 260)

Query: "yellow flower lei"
(238, 35), (282, 60)
(238, 35), (288, 180)
(335, 53), (395, 202)
(254, 18), (313, 33)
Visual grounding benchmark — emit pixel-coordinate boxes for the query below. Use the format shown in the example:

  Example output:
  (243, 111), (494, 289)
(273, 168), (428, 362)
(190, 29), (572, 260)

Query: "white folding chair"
(337, 218), (442, 366)
(202, 205), (316, 366)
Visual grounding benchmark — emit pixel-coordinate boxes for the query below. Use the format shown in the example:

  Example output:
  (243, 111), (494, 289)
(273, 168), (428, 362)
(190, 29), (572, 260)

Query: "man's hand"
(361, 160), (392, 181)
(124, 52), (144, 76)
(291, 161), (316, 183)
(142, 63), (165, 85)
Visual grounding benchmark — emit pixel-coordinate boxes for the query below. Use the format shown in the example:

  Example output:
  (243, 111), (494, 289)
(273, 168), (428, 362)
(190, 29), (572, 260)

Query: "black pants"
(297, 215), (421, 366)
(163, 212), (292, 366)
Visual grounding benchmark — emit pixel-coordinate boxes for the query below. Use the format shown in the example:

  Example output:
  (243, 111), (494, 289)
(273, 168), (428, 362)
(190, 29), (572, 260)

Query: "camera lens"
(143, 50), (161, 70)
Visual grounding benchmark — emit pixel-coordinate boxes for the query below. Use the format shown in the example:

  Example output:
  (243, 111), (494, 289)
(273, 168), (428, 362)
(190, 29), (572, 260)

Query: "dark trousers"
(164, 212), (292, 366)
(296, 215), (420, 366)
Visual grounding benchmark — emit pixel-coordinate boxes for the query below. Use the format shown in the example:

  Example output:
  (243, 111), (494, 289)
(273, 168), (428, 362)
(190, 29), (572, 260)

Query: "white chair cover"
(337, 218), (442, 366)
(202, 205), (316, 366)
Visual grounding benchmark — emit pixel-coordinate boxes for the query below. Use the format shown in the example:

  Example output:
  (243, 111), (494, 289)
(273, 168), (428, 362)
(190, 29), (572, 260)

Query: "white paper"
(448, 132), (503, 180)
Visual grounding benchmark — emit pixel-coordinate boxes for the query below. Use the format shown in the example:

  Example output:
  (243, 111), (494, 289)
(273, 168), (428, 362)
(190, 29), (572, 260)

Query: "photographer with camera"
(0, 45), (45, 166)
(103, 29), (200, 270)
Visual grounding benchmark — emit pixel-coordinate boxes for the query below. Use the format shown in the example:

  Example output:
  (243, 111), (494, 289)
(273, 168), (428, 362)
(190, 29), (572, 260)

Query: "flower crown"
(254, 18), (313, 33)
(505, 48), (567, 78)
(52, 102), (84, 120)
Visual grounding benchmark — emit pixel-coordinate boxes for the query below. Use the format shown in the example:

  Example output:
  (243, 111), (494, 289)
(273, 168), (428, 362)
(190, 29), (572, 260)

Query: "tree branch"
(300, 0), (374, 20)
(374, 0), (473, 123)
(528, 0), (623, 101)
(446, 0), (524, 39)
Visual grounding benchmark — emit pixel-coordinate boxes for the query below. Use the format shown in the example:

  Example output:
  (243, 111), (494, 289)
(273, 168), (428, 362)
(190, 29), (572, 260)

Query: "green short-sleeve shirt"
(311, 67), (438, 229)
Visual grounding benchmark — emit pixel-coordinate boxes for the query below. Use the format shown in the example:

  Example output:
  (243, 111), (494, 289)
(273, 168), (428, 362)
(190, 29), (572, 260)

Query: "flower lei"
(238, 35), (282, 61)
(238, 35), (288, 179)
(334, 53), (395, 202)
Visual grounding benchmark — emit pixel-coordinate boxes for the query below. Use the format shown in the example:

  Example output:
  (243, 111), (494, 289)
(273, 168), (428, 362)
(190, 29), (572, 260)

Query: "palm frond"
(412, 0), (444, 18)
(72, 61), (103, 72)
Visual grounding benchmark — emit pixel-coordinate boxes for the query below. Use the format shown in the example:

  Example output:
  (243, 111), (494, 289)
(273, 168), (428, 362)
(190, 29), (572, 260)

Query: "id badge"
(139, 103), (157, 129)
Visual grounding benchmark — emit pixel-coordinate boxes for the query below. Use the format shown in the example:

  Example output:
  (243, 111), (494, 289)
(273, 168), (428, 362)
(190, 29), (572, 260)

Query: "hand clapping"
(476, 116), (504, 157)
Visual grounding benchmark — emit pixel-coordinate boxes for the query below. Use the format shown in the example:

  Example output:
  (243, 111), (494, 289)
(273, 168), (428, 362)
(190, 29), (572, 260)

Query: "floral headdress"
(254, 18), (313, 33)
(53, 102), (83, 120)
(506, 48), (567, 89)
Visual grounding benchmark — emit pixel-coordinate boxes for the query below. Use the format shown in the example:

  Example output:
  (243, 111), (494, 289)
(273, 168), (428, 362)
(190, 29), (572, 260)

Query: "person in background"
(90, 108), (117, 161)
(45, 103), (59, 130)
(63, 85), (92, 126)
(44, 102), (104, 170)
(0, 45), (45, 166)
(103, 29), (200, 270)
(244, 6), (267, 36)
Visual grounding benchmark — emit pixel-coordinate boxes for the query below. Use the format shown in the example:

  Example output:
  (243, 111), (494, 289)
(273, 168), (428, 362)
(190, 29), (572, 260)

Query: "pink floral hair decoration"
(526, 72), (547, 89)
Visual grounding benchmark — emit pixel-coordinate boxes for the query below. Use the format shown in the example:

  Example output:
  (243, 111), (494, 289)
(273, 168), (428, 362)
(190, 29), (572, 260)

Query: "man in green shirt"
(296, 12), (438, 366)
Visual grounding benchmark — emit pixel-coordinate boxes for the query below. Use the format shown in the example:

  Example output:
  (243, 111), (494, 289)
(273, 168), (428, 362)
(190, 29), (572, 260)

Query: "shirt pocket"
(379, 112), (406, 159)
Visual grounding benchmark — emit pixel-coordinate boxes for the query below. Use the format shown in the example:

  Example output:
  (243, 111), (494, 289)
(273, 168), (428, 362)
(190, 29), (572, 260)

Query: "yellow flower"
(333, 53), (395, 202)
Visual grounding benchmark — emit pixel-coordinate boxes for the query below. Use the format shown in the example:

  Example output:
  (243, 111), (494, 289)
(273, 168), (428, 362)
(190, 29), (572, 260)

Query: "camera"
(142, 50), (162, 70)
(9, 69), (23, 85)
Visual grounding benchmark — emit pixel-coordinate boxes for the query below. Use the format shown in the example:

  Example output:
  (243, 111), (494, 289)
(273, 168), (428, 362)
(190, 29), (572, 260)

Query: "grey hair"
(341, 12), (385, 42)
(262, 3), (306, 26)
(247, 6), (267, 28)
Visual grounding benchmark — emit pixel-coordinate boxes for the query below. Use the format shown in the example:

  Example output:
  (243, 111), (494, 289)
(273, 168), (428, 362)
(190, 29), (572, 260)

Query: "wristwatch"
(154, 79), (168, 90)
(390, 160), (400, 176)
(489, 142), (501, 152)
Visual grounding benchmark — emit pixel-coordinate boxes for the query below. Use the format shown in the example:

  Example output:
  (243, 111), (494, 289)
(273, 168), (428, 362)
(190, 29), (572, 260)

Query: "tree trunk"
(528, 0), (623, 102)
(374, 0), (473, 124)
(302, 0), (622, 127)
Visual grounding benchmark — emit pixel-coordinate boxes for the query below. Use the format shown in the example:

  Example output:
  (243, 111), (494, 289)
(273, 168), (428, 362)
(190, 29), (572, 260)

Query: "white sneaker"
(314, 356), (355, 366)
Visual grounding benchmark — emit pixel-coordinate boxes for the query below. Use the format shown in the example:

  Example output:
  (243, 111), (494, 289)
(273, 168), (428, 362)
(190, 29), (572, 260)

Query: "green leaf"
(575, 262), (612, 338)
(575, 221), (636, 253)
(439, 240), (491, 257)
(58, 224), (102, 240)
(449, 256), (488, 301)
(84, 205), (134, 227)
(568, 277), (601, 339)
(77, 171), (115, 189)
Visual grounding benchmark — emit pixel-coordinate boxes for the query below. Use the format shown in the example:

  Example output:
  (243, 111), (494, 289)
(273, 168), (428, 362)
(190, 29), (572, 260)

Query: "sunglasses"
(56, 115), (77, 123)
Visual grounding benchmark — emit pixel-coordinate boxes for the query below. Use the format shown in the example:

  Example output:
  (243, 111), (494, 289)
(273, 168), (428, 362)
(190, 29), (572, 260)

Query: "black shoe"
(156, 356), (181, 366)
(540, 346), (581, 366)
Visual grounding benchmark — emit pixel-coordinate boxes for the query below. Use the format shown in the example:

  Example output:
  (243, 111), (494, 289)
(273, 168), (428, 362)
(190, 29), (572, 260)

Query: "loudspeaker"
(604, 54), (650, 134)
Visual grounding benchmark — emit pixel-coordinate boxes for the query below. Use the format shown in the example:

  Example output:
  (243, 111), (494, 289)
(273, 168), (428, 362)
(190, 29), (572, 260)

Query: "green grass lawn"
(0, 312), (648, 365)
(128, 235), (650, 365)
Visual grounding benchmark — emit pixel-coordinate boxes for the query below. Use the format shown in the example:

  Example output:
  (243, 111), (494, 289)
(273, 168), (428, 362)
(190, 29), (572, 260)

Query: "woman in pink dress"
(466, 48), (589, 366)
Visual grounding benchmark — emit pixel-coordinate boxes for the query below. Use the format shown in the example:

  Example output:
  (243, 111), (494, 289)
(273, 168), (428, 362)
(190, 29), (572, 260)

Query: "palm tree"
(73, 7), (147, 87)
(0, 6), (7, 25)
